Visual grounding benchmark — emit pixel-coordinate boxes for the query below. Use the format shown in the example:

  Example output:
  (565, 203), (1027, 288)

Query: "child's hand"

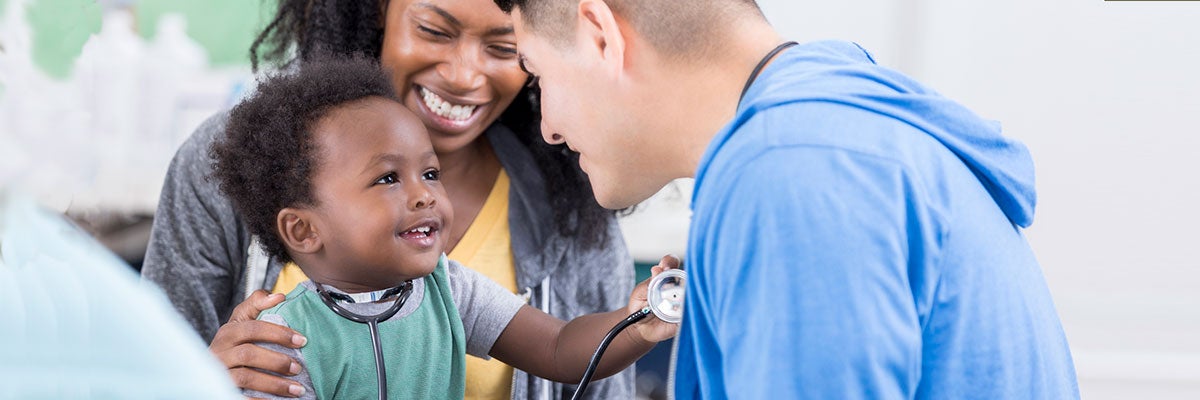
(626, 254), (683, 344)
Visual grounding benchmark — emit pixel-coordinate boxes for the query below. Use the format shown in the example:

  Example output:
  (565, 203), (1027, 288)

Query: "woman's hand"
(626, 254), (683, 344)
(209, 290), (309, 398)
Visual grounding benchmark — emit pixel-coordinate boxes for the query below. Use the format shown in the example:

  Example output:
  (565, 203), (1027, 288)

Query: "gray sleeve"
(241, 314), (317, 400)
(141, 112), (249, 344)
(446, 259), (527, 359)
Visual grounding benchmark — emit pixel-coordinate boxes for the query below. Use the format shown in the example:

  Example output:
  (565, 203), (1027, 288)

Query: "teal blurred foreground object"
(0, 193), (241, 399)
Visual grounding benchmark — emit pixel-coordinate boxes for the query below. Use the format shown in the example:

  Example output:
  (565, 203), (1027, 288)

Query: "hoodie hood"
(737, 40), (1037, 227)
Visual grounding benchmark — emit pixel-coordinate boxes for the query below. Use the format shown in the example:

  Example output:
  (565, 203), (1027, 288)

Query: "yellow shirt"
(451, 169), (517, 400)
(271, 262), (308, 295)
(271, 169), (517, 400)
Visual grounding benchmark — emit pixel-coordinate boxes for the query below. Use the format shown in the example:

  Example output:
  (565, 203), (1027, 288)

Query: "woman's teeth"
(421, 87), (477, 121)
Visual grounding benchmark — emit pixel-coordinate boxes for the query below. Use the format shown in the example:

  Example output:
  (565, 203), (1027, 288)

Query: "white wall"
(767, 1), (1200, 397)
(624, 1), (1200, 398)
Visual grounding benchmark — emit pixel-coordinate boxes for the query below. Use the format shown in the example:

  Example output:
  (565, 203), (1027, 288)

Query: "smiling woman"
(140, 0), (637, 399)
(377, 0), (527, 163)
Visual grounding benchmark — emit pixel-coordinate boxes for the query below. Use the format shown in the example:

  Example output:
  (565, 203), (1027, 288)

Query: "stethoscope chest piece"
(647, 269), (686, 324)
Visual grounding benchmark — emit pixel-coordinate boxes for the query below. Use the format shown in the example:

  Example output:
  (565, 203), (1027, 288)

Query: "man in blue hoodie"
(496, 0), (1079, 398)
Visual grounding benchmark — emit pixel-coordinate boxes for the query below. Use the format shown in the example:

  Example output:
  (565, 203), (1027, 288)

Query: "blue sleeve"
(693, 146), (928, 398)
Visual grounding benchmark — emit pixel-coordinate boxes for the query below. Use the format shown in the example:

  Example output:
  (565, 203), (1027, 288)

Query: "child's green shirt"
(243, 255), (527, 399)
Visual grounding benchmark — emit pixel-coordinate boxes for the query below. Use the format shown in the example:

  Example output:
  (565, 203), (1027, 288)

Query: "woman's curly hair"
(211, 55), (399, 262)
(249, 0), (616, 250)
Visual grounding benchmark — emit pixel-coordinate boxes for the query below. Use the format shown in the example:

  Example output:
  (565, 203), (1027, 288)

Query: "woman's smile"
(410, 84), (489, 134)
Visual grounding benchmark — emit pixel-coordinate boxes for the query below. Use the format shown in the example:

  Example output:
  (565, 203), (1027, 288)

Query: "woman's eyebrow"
(416, 2), (462, 27)
(485, 26), (515, 36)
(415, 2), (513, 37)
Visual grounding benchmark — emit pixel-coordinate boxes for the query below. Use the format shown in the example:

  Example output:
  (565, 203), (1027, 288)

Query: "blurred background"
(1, 0), (1197, 399)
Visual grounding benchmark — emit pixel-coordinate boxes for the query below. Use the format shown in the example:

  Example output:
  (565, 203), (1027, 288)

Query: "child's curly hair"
(210, 54), (399, 262)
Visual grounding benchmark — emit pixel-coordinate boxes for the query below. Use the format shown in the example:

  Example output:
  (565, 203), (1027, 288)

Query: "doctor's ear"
(576, 0), (626, 74)
(278, 208), (322, 255)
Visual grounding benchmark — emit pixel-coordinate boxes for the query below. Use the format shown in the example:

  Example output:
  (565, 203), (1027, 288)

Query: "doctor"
(496, 0), (1079, 398)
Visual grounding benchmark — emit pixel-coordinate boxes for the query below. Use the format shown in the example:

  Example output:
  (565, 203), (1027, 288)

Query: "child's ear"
(277, 207), (322, 255)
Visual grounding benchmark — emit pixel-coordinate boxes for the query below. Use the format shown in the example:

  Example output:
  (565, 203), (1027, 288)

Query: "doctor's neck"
(652, 18), (785, 177)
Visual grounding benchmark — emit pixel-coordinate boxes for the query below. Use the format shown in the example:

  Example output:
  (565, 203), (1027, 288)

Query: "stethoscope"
(570, 268), (686, 400)
(312, 269), (686, 400)
(314, 280), (414, 400)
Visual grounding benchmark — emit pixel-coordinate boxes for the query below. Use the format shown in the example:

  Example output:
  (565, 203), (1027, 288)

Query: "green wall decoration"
(1, 0), (272, 79)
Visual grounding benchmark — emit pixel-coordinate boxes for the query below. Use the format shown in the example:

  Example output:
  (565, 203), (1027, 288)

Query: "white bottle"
(143, 13), (208, 174)
(149, 14), (208, 71)
(0, 0), (35, 187)
(73, 8), (145, 211)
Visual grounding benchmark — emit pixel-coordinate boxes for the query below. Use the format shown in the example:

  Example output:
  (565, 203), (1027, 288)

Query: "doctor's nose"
(541, 121), (565, 145)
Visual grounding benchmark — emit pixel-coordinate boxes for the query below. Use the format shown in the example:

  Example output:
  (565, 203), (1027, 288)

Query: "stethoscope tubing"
(316, 282), (413, 400)
(313, 268), (685, 400)
(570, 307), (653, 400)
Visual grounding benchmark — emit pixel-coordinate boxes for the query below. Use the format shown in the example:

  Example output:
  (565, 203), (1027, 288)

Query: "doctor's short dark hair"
(210, 54), (398, 263)
(494, 0), (763, 59)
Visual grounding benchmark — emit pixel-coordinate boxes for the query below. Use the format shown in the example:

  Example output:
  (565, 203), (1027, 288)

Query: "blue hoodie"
(674, 41), (1078, 399)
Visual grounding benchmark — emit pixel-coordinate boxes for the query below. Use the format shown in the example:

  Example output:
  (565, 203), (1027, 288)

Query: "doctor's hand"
(209, 290), (309, 398)
(625, 254), (683, 344)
